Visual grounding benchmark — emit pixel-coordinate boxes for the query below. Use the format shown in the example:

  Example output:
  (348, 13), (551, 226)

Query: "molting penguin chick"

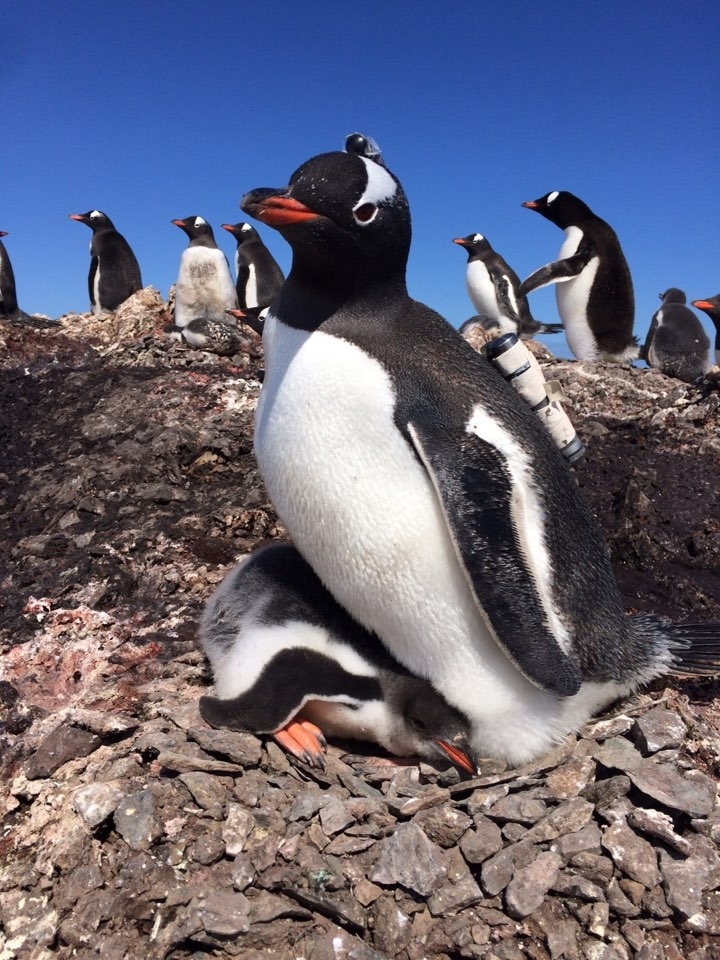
(68, 210), (142, 314)
(171, 216), (237, 328)
(180, 316), (246, 356)
(221, 222), (284, 310)
(518, 191), (638, 362)
(199, 543), (477, 772)
(691, 294), (720, 366)
(453, 233), (563, 338)
(643, 288), (710, 383)
(240, 147), (720, 765)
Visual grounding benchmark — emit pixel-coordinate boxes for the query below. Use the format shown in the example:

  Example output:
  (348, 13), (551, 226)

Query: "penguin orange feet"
(273, 719), (328, 768)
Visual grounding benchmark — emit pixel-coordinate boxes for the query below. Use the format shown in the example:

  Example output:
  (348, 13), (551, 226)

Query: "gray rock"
(189, 726), (263, 767)
(113, 788), (163, 851)
(369, 896), (413, 955)
(632, 706), (687, 754)
(187, 833), (226, 865)
(427, 868), (484, 916)
(504, 851), (562, 919)
(194, 890), (251, 937)
(551, 871), (605, 901)
(626, 764), (716, 819)
(606, 878), (641, 918)
(459, 816), (504, 864)
(660, 851), (713, 920)
(592, 736), (643, 772)
(370, 822), (448, 897)
(551, 822), (603, 860)
(524, 797), (594, 842)
(24, 725), (101, 779)
(481, 841), (537, 897)
(73, 782), (124, 828)
(179, 771), (229, 815)
(601, 822), (661, 888)
(412, 804), (473, 846)
(485, 792), (548, 825)
(319, 798), (355, 837)
(545, 756), (597, 799)
(627, 807), (692, 855)
(582, 774), (632, 808)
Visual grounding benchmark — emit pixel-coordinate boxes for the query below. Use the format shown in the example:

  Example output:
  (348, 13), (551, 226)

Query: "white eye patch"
(357, 157), (398, 207)
(240, 223), (252, 232)
(472, 233), (485, 243)
(195, 216), (207, 227)
(546, 191), (559, 205)
(90, 210), (102, 219)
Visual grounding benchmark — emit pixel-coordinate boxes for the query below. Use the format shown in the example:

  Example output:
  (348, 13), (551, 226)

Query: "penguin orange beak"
(242, 190), (320, 226)
(68, 214), (85, 221)
(521, 201), (539, 209)
(452, 238), (467, 246)
(433, 737), (478, 776)
(225, 309), (246, 319)
(693, 300), (713, 310)
(221, 224), (235, 233)
(171, 219), (185, 228)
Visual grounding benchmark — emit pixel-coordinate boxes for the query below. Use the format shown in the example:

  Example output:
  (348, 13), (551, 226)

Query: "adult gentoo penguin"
(691, 294), (720, 365)
(241, 148), (720, 765)
(221, 222), (284, 310)
(199, 542), (476, 772)
(68, 210), (142, 314)
(642, 288), (710, 383)
(453, 233), (562, 338)
(171, 216), (237, 328)
(518, 191), (638, 362)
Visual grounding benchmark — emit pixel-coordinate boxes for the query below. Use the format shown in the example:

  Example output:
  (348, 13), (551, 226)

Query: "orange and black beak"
(521, 200), (539, 210)
(433, 735), (478, 776)
(241, 189), (320, 227)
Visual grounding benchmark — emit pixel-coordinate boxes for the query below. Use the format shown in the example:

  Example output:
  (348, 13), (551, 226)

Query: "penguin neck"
(275, 270), (409, 332)
(189, 235), (218, 250)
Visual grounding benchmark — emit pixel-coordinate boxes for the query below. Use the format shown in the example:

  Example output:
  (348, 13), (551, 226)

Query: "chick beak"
(433, 735), (478, 776)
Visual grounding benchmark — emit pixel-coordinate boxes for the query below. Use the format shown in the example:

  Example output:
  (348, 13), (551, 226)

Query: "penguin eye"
(353, 202), (378, 225)
(409, 714), (428, 734)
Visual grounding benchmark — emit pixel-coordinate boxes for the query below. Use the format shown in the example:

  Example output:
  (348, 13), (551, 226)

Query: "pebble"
(73, 782), (124, 828)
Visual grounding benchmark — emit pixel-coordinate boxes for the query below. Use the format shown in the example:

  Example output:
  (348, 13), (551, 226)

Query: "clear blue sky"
(3, 1), (719, 356)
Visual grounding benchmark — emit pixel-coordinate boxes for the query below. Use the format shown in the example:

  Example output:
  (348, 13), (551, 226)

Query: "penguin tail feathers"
(199, 694), (252, 732)
(662, 621), (720, 677)
(536, 323), (565, 336)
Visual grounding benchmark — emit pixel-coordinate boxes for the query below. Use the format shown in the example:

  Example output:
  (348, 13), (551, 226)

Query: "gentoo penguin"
(199, 542), (477, 772)
(453, 234), (563, 338)
(691, 294), (720, 365)
(227, 307), (265, 337)
(171, 216), (237, 328)
(221, 222), (284, 310)
(642, 288), (710, 382)
(180, 316), (246, 356)
(518, 192), (638, 361)
(68, 210), (142, 314)
(241, 148), (720, 765)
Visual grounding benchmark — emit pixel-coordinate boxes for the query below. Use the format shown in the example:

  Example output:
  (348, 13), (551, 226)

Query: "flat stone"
(524, 797), (594, 842)
(179, 771), (229, 814)
(592, 736), (643, 772)
(632, 706), (686, 754)
(427, 869), (484, 916)
(550, 822), (602, 860)
(486, 792), (548, 825)
(481, 840), (537, 897)
(24, 725), (101, 779)
(412, 805), (473, 846)
(189, 726), (263, 767)
(601, 821), (661, 888)
(626, 764), (716, 819)
(570, 852), (614, 885)
(606, 878), (641, 918)
(114, 788), (163, 851)
(156, 750), (242, 775)
(551, 871), (605, 901)
(319, 798), (355, 837)
(505, 851), (562, 919)
(583, 715), (635, 740)
(582, 775), (632, 808)
(627, 807), (692, 855)
(73, 783), (124, 828)
(659, 851), (713, 920)
(545, 757), (597, 799)
(194, 891), (251, 937)
(459, 816), (504, 864)
(370, 822), (448, 897)
(222, 803), (256, 856)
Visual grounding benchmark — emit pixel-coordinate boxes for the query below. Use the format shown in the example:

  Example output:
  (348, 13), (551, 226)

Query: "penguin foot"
(273, 719), (328, 768)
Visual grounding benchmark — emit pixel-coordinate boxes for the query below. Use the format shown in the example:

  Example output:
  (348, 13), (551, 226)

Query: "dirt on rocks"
(1, 292), (719, 960)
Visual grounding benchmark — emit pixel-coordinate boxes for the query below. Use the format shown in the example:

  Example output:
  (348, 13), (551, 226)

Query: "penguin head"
(172, 216), (217, 247)
(0, 231), (8, 238)
(221, 222), (260, 245)
(68, 210), (115, 232)
(659, 288), (686, 304)
(383, 674), (477, 775)
(521, 191), (593, 228)
(692, 295), (720, 324)
(241, 151), (410, 288)
(453, 233), (492, 261)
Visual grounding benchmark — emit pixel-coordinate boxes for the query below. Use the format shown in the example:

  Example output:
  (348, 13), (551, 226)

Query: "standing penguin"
(220, 222), (284, 310)
(518, 192), (638, 361)
(691, 294), (720, 366)
(68, 210), (142, 314)
(172, 216), (237, 328)
(199, 542), (476, 772)
(453, 233), (562, 338)
(240, 148), (720, 766)
(643, 288), (709, 382)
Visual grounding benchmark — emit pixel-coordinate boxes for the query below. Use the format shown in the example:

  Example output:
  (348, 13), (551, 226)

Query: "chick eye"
(409, 715), (428, 733)
(353, 202), (378, 225)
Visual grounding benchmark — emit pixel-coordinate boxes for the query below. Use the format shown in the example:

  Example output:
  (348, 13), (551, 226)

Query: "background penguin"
(0, 231), (43, 325)
(452, 233), (563, 338)
(171, 216), (237, 328)
(518, 191), (638, 362)
(692, 294), (720, 365)
(227, 306), (266, 337)
(199, 542), (476, 772)
(241, 147), (720, 766)
(180, 316), (246, 356)
(642, 288), (710, 382)
(221, 222), (284, 310)
(68, 210), (142, 314)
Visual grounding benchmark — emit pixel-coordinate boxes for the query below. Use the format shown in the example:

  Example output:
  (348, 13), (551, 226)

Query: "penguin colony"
(6, 135), (720, 770)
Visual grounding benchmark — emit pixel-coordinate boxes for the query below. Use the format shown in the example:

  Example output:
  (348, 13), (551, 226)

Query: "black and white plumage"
(68, 210), (142, 314)
(180, 316), (246, 356)
(199, 542), (477, 772)
(453, 234), (562, 338)
(691, 295), (720, 366)
(642, 288), (710, 383)
(240, 148), (720, 765)
(221, 222), (284, 310)
(171, 216), (237, 328)
(518, 192), (638, 362)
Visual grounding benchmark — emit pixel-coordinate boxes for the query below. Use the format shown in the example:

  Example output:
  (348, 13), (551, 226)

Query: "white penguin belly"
(556, 227), (599, 360)
(175, 248), (236, 326)
(255, 321), (621, 762)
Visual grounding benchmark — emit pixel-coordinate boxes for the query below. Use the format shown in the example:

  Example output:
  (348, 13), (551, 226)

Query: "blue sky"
(3, 1), (719, 356)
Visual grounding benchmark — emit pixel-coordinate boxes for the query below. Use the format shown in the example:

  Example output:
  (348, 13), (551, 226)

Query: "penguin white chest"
(555, 227), (600, 360)
(466, 261), (502, 324)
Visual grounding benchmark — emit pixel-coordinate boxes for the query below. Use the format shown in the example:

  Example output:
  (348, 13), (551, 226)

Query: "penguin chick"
(198, 543), (477, 773)
(643, 288), (710, 383)
(181, 316), (246, 356)
(68, 210), (142, 314)
(240, 148), (720, 765)
(691, 294), (720, 366)
(221, 222), (284, 310)
(171, 216), (237, 328)
(453, 233), (563, 338)
(519, 191), (638, 361)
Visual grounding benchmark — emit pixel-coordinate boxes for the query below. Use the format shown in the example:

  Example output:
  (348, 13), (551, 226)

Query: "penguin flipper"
(489, 270), (522, 327)
(407, 420), (583, 698)
(88, 257), (99, 307)
(517, 255), (589, 297)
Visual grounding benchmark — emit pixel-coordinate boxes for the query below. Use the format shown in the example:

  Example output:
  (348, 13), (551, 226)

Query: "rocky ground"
(1, 290), (719, 960)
